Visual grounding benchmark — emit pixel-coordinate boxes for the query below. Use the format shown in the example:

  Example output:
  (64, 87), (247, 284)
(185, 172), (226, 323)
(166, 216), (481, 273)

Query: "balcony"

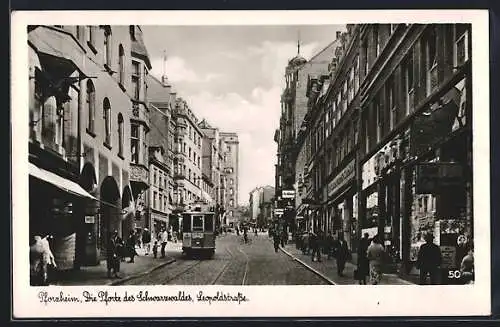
(130, 163), (149, 190)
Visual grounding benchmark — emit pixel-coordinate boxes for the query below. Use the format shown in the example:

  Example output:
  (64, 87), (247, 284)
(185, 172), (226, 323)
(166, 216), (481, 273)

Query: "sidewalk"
(54, 242), (182, 286)
(280, 244), (414, 285)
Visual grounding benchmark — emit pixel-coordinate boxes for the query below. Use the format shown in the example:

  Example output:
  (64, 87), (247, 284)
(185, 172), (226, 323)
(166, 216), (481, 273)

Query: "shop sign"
(274, 208), (284, 215)
(361, 227), (378, 238)
(282, 190), (295, 199)
(151, 212), (168, 222)
(84, 215), (95, 224)
(415, 163), (463, 194)
(328, 160), (355, 197)
(440, 245), (457, 269)
(362, 136), (404, 190)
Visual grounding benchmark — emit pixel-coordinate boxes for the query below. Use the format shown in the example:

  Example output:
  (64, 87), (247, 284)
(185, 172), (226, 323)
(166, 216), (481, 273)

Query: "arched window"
(103, 98), (111, 146)
(86, 80), (95, 133)
(118, 44), (125, 85)
(103, 27), (112, 69)
(118, 113), (124, 157)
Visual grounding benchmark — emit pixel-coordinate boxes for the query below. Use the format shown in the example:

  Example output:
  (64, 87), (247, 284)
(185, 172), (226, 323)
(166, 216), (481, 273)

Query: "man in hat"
(142, 227), (151, 255)
(416, 233), (442, 285)
(107, 230), (123, 278)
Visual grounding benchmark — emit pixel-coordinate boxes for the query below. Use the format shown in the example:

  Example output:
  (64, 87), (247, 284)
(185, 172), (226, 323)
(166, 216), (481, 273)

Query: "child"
(152, 241), (158, 258)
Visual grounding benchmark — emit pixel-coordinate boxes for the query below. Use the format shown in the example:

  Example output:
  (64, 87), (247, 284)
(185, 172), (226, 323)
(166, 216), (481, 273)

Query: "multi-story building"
(172, 98), (204, 210)
(259, 186), (275, 228)
(147, 66), (177, 236)
(128, 26), (152, 234)
(220, 132), (239, 226)
(249, 187), (263, 224)
(28, 25), (144, 269)
(199, 119), (225, 230)
(294, 23), (472, 282)
(275, 37), (341, 235)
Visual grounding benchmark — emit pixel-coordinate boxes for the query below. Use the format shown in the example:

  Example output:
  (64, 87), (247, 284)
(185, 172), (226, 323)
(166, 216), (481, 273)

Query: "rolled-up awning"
(29, 163), (96, 200)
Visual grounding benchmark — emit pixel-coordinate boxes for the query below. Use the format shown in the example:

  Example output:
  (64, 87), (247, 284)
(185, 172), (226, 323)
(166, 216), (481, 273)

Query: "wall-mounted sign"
(274, 208), (284, 215)
(85, 216), (95, 224)
(282, 190), (295, 199)
(440, 245), (457, 269)
(415, 163), (463, 194)
(328, 160), (355, 197)
(362, 133), (406, 190)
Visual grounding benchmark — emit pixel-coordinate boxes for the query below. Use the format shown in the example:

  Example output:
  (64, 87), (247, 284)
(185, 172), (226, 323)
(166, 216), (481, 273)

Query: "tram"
(181, 202), (216, 258)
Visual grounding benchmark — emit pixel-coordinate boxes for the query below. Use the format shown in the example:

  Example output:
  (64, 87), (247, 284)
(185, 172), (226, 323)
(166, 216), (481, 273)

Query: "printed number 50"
(448, 270), (461, 278)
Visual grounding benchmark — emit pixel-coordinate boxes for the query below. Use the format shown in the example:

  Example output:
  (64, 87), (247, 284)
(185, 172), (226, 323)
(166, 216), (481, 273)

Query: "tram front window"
(205, 214), (214, 232)
(193, 215), (204, 232)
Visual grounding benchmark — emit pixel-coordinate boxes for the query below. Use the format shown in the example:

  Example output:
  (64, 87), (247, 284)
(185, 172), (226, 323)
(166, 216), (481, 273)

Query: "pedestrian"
(160, 228), (168, 258)
(273, 230), (280, 253)
(366, 234), (385, 285)
(331, 233), (341, 261)
(336, 239), (351, 277)
(106, 230), (122, 279)
(30, 235), (57, 286)
(416, 233), (442, 285)
(152, 240), (158, 258)
(460, 243), (474, 284)
(142, 228), (151, 255)
(243, 226), (248, 244)
(310, 231), (322, 262)
(126, 231), (137, 263)
(326, 231), (334, 259)
(255, 228), (258, 236)
(356, 233), (370, 285)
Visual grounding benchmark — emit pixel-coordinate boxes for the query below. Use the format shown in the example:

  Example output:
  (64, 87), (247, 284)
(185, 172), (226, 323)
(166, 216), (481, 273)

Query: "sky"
(141, 25), (345, 205)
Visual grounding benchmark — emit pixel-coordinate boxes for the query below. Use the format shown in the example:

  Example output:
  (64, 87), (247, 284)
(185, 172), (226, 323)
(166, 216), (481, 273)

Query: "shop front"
(151, 211), (168, 238)
(402, 76), (472, 284)
(325, 159), (356, 249)
(360, 133), (407, 272)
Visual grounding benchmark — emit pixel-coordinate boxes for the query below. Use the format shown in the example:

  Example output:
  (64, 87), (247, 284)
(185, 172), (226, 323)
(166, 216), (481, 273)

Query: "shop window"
(86, 80), (96, 134)
(118, 113), (124, 157)
(131, 123), (140, 164)
(118, 44), (125, 86)
(131, 61), (140, 100)
(103, 98), (111, 147)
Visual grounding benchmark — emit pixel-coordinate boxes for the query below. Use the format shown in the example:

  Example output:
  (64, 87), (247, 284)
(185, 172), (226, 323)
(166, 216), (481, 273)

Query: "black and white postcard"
(11, 10), (491, 317)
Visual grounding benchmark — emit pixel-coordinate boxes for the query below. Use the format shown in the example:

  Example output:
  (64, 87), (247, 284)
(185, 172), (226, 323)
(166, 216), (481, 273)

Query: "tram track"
(210, 247), (234, 285)
(160, 260), (203, 285)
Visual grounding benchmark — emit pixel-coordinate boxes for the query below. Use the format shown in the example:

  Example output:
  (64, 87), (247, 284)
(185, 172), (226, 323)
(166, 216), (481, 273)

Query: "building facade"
(220, 132), (239, 227)
(28, 25), (144, 269)
(289, 23), (472, 283)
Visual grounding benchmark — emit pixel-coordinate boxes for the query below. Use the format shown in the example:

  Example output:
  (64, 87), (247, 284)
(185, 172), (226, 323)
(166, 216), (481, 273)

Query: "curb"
(279, 246), (337, 285)
(107, 258), (176, 286)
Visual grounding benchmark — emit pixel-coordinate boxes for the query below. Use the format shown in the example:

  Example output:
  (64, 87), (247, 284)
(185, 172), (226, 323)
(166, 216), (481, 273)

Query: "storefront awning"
(29, 163), (96, 200)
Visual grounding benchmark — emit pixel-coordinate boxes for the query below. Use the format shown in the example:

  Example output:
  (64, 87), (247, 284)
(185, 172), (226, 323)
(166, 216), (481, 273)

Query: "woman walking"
(356, 233), (370, 285)
(366, 235), (385, 285)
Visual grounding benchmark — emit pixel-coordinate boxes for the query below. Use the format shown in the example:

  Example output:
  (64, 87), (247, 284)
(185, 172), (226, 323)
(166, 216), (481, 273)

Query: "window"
(390, 24), (397, 34)
(454, 24), (469, 67)
(188, 147), (192, 160)
(103, 27), (112, 69)
(354, 55), (360, 93)
(425, 26), (438, 95)
(131, 61), (140, 100)
(197, 157), (200, 167)
(362, 40), (369, 76)
(159, 194), (163, 211)
(103, 98), (111, 146)
(230, 188), (234, 195)
(374, 25), (380, 58)
(131, 123), (139, 164)
(387, 76), (396, 130)
(193, 215), (204, 232)
(85, 26), (94, 46)
(153, 168), (157, 185)
(129, 26), (136, 40)
(86, 80), (95, 133)
(118, 44), (125, 86)
(227, 145), (231, 152)
(375, 94), (383, 142)
(118, 113), (124, 157)
(188, 169), (191, 181)
(404, 51), (415, 115)
(153, 191), (157, 209)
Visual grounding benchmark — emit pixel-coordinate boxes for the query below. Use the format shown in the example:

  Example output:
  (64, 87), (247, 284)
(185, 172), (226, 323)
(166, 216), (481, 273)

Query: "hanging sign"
(85, 215), (95, 224)
(282, 190), (295, 199)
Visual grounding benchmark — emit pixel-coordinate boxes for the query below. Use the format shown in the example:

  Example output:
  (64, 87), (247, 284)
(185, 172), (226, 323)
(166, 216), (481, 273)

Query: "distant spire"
(162, 50), (168, 85)
(297, 30), (301, 55)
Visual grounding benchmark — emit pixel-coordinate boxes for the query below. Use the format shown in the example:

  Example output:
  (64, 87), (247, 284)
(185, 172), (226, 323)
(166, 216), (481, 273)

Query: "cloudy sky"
(142, 25), (344, 205)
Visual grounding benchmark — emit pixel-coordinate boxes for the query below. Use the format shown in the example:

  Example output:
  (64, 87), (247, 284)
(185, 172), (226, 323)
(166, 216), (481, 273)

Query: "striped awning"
(29, 163), (96, 200)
